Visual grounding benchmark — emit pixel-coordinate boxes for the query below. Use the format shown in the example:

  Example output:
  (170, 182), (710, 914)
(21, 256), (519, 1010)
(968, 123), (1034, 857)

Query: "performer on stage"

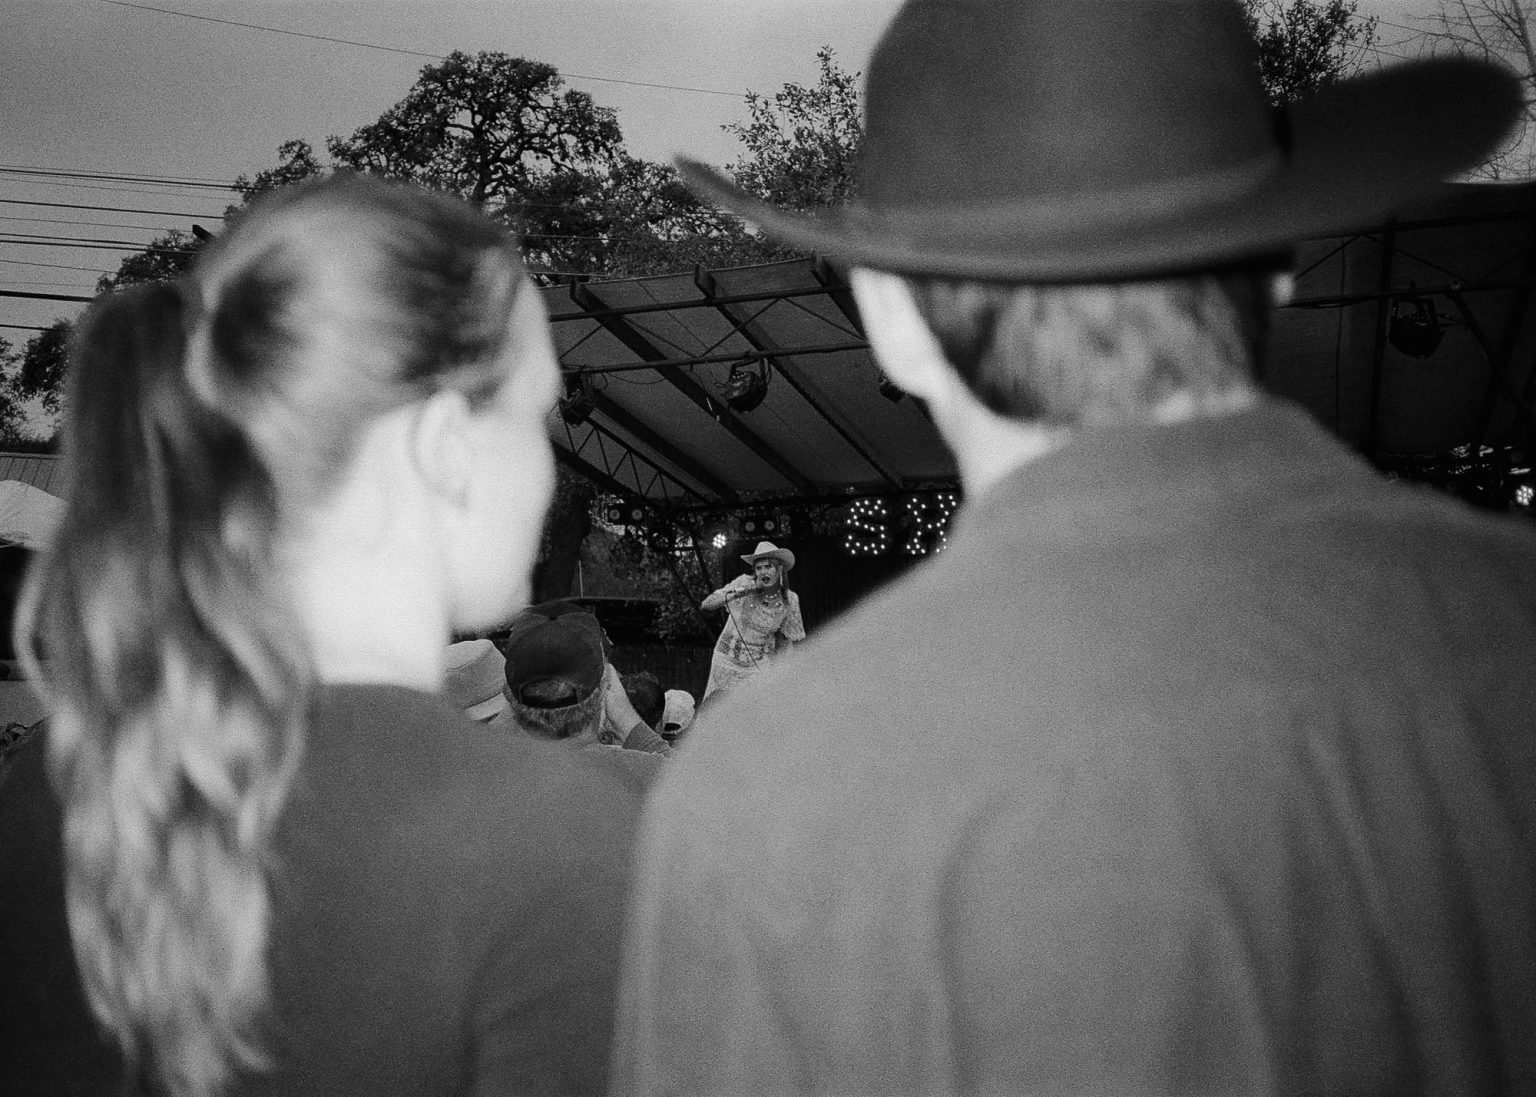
(700, 541), (804, 701)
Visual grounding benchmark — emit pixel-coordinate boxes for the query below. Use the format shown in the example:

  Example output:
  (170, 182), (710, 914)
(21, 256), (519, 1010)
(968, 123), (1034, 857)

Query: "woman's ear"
(408, 388), (473, 511)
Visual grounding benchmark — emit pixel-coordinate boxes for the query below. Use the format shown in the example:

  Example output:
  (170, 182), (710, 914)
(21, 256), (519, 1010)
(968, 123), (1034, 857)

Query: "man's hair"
(903, 265), (1277, 427)
(510, 683), (604, 742)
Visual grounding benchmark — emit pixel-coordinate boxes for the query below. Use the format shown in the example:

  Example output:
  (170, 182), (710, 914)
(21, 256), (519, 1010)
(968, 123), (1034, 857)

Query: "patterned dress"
(703, 588), (805, 701)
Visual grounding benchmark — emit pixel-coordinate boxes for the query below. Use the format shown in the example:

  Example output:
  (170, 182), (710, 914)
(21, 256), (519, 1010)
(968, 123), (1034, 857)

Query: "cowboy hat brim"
(679, 59), (1522, 282)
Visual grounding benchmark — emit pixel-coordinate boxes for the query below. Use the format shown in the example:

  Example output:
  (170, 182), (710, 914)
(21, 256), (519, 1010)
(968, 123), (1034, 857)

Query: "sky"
(0, 0), (1444, 338)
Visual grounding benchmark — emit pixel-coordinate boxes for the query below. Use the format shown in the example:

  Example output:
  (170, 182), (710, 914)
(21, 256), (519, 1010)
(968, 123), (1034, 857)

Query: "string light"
(711, 531), (728, 550)
(901, 491), (959, 555)
(843, 498), (890, 556)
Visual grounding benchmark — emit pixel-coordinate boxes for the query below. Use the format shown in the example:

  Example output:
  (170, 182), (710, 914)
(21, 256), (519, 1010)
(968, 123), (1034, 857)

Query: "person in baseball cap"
(494, 601), (669, 755)
(614, 2), (1536, 1093)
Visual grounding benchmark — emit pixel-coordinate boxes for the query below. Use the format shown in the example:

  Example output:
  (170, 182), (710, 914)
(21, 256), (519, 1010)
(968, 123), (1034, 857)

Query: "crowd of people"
(2, 0), (1534, 1094)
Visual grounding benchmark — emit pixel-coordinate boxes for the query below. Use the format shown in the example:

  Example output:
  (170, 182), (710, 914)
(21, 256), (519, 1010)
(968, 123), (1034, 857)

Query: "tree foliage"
(232, 138), (326, 205)
(328, 51), (623, 205)
(1243, 0), (1381, 105)
(725, 47), (864, 211)
(1422, 0), (1536, 178)
(0, 338), (29, 443)
(95, 228), (206, 293)
(14, 320), (69, 418)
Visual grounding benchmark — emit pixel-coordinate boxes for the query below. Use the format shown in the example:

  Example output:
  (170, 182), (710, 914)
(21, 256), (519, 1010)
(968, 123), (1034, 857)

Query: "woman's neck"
(277, 487), (452, 693)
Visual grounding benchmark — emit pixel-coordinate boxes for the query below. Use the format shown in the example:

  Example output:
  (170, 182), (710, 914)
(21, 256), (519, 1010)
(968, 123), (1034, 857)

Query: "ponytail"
(16, 279), (312, 1097)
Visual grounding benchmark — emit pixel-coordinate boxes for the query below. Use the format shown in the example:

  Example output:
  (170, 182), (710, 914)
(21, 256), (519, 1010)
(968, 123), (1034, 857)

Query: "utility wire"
(1, 214), (195, 232)
(99, 0), (743, 98)
(0, 258), (112, 275)
(0, 237), (196, 254)
(0, 197), (227, 220)
(0, 165), (234, 191)
(0, 174), (229, 201)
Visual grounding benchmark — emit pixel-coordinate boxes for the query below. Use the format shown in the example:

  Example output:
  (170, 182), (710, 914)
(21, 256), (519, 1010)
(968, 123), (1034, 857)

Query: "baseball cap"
(502, 602), (606, 708)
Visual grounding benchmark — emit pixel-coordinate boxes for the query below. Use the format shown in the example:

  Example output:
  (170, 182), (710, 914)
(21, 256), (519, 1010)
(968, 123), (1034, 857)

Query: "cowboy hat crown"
(679, 0), (1522, 281)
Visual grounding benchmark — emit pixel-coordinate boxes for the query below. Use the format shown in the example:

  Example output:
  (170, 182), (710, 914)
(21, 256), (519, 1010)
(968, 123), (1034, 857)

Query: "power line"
(99, 0), (743, 98)
(0, 165), (234, 192)
(0, 289), (94, 303)
(1, 214), (196, 233)
(0, 173), (229, 202)
(0, 258), (112, 275)
(0, 323), (58, 332)
(0, 236), (196, 255)
(0, 197), (227, 220)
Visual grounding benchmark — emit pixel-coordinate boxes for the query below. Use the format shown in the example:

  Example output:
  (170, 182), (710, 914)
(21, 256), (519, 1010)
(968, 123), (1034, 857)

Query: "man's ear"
(408, 388), (473, 511)
(849, 267), (953, 403)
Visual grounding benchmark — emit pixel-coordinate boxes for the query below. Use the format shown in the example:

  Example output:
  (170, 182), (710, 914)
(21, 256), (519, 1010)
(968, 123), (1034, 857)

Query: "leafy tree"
(14, 320), (69, 421)
(1421, 0), (1536, 178)
(95, 228), (206, 293)
(1243, 0), (1381, 105)
(232, 138), (326, 205)
(0, 337), (29, 444)
(724, 46), (864, 211)
(328, 50), (622, 204)
(319, 49), (747, 279)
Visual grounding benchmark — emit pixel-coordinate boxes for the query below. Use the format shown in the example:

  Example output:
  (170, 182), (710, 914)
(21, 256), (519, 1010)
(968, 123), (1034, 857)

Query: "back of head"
(904, 267), (1275, 427)
(13, 173), (531, 1097)
(503, 604), (608, 742)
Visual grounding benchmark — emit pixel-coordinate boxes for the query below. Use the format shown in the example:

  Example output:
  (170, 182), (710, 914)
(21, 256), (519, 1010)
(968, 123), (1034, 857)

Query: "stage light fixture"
(878, 375), (906, 403)
(559, 373), (596, 425)
(1388, 297), (1444, 359)
(722, 359), (769, 413)
(741, 512), (782, 537)
(604, 501), (649, 527)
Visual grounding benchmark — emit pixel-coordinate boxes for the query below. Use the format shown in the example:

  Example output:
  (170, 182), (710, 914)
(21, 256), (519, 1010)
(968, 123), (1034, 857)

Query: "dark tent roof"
(544, 181), (1536, 514)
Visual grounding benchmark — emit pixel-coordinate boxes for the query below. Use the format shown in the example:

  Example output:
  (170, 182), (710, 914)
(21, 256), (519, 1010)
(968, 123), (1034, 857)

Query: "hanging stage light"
(1388, 297), (1444, 359)
(722, 359), (769, 413)
(559, 373), (597, 425)
(878, 375), (907, 403)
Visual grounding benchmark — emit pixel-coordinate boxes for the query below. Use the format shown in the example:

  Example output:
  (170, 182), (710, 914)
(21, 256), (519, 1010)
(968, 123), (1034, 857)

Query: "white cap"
(661, 689), (696, 738)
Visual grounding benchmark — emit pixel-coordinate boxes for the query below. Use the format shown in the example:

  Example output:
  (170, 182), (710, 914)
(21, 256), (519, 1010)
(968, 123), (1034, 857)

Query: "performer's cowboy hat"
(742, 541), (795, 571)
(678, 0), (1522, 282)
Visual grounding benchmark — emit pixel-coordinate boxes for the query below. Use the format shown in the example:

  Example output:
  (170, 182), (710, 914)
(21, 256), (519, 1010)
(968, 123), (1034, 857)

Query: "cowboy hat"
(741, 541), (795, 571)
(678, 0), (1522, 282)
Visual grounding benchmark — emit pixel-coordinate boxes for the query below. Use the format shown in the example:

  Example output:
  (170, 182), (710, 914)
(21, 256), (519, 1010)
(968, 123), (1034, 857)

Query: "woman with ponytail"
(3, 174), (646, 1096)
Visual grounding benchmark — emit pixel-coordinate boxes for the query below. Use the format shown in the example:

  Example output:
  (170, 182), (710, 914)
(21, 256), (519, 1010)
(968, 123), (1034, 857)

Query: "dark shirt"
(2, 683), (644, 1097)
(614, 400), (1536, 1096)
(0, 724), (130, 1097)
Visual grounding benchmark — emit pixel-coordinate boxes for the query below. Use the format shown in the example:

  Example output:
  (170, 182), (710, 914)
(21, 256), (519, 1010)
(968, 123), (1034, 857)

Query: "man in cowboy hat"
(613, 1), (1535, 1093)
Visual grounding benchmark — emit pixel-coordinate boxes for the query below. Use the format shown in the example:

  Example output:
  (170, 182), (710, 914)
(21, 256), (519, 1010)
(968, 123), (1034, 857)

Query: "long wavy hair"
(15, 173), (532, 1097)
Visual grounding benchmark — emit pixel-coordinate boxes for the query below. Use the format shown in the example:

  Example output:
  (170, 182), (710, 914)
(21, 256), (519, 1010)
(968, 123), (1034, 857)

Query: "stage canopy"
(542, 181), (1536, 519)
